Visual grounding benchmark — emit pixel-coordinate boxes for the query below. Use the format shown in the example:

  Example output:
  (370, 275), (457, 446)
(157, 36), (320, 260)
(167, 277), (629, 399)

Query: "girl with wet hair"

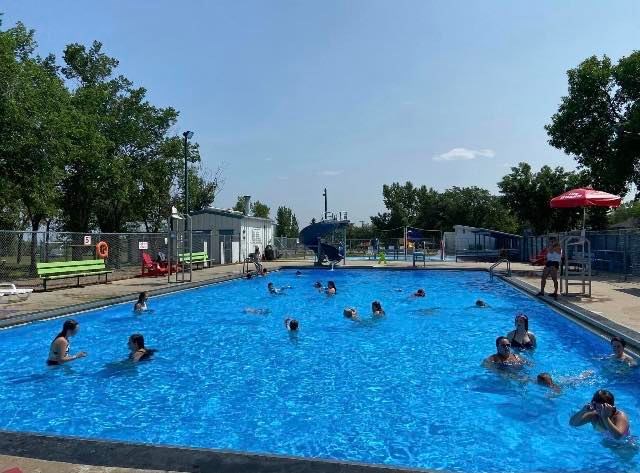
(128, 334), (157, 362)
(47, 320), (87, 365)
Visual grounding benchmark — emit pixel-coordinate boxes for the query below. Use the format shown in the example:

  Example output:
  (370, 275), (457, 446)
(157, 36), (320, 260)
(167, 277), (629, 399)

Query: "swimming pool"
(0, 269), (638, 472)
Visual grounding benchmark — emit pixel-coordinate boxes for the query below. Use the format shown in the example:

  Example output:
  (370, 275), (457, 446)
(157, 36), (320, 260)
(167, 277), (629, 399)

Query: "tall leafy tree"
(0, 21), (72, 269)
(251, 200), (270, 218)
(275, 206), (299, 237)
(546, 53), (640, 196)
(498, 163), (591, 233)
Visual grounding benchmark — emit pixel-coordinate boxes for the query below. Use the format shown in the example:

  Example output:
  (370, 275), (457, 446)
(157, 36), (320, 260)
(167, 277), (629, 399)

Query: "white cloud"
(433, 148), (495, 162)
(319, 170), (343, 176)
(277, 176), (288, 180)
(264, 157), (273, 162)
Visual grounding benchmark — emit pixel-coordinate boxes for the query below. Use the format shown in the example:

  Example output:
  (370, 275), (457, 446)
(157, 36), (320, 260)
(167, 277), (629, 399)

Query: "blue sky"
(3, 1), (639, 225)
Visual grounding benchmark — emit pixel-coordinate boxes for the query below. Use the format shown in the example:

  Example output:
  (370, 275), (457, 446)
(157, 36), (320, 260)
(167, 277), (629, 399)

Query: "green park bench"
(178, 251), (209, 270)
(36, 259), (113, 291)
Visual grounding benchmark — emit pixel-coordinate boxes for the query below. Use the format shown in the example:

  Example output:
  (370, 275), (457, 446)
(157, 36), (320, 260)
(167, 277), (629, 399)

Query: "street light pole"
(182, 131), (194, 217)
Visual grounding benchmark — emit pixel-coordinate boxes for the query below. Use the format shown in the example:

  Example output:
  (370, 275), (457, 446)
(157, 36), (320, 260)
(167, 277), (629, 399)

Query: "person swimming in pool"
(570, 389), (630, 440)
(134, 291), (148, 312)
(535, 371), (593, 393)
(475, 299), (488, 308)
(413, 289), (426, 297)
(326, 281), (336, 295)
(243, 307), (271, 315)
(267, 282), (282, 294)
(536, 373), (561, 393)
(313, 281), (323, 289)
(268, 282), (291, 295)
(372, 301), (385, 316)
(284, 318), (299, 331)
(506, 313), (537, 350)
(610, 336), (637, 366)
(47, 319), (87, 365)
(343, 308), (359, 320)
(128, 334), (157, 362)
(483, 336), (526, 368)
(295, 271), (302, 276)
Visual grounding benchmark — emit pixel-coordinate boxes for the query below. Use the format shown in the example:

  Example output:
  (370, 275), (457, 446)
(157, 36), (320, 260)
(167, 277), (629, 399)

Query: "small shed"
(190, 207), (274, 264)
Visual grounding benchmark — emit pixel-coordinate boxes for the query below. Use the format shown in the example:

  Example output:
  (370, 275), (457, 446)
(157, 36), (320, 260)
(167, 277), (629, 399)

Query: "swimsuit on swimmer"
(47, 336), (69, 365)
(510, 336), (534, 350)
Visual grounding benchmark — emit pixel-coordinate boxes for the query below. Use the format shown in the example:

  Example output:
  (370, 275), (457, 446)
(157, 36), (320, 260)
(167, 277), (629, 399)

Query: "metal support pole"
(404, 226), (408, 260)
(183, 135), (189, 218)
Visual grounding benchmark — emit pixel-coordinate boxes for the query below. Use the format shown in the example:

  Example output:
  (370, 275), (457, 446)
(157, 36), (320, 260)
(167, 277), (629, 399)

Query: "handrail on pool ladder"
(490, 258), (511, 280)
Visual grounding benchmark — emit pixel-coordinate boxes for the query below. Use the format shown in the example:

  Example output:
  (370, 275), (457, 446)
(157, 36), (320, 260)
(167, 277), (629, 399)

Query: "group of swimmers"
(483, 311), (634, 440)
(46, 318), (155, 365)
(47, 271), (636, 442)
(46, 291), (156, 366)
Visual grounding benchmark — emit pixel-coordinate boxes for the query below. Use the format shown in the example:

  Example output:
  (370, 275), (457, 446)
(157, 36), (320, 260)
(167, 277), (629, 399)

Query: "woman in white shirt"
(538, 240), (561, 299)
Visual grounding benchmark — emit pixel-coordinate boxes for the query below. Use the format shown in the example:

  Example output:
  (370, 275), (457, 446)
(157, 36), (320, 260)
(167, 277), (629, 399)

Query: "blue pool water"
(1, 269), (639, 472)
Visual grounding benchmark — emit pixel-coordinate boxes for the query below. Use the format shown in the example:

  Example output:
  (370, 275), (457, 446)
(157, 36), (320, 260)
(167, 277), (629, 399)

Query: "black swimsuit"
(510, 334), (534, 349)
(47, 336), (69, 365)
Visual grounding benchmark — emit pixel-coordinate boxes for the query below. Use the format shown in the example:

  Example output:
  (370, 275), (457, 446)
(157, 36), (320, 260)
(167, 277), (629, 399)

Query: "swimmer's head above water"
(285, 318), (299, 331)
(343, 308), (358, 319)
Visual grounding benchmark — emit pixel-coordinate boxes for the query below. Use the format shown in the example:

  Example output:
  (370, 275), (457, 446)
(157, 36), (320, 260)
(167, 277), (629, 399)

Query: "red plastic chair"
(529, 248), (548, 266)
(141, 252), (168, 277)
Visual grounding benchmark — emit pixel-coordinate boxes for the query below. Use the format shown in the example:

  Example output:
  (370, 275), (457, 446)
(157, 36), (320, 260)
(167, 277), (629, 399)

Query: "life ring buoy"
(96, 241), (109, 259)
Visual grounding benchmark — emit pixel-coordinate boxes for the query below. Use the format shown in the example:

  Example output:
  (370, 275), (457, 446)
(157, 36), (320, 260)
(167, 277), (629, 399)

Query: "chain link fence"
(272, 237), (312, 260)
(523, 229), (640, 279)
(0, 230), (245, 290)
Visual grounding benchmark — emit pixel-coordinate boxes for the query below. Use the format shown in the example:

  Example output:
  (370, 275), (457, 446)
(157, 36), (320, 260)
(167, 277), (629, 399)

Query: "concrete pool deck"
(2, 259), (640, 473)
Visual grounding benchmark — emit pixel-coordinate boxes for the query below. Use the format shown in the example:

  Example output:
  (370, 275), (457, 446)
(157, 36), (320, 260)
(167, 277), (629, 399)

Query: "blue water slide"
(299, 220), (348, 264)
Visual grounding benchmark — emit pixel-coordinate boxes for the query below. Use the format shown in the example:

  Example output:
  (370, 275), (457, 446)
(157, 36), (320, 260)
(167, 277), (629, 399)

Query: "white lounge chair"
(0, 283), (33, 302)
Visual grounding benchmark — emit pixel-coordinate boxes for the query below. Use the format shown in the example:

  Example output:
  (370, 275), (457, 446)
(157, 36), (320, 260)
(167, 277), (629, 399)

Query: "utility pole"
(359, 220), (365, 227)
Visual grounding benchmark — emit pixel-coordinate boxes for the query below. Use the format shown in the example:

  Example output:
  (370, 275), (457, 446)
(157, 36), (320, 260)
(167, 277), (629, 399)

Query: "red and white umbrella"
(550, 187), (621, 230)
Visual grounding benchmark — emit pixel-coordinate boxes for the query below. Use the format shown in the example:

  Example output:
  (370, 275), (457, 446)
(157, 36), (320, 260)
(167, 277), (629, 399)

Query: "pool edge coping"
(0, 430), (436, 473)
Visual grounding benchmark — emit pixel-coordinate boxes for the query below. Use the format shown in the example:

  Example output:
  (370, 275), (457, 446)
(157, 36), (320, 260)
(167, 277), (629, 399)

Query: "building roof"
(455, 225), (522, 239)
(190, 207), (274, 223)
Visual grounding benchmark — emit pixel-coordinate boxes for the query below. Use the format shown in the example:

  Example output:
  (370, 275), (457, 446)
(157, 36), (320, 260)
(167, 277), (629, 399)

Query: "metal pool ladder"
(489, 258), (511, 280)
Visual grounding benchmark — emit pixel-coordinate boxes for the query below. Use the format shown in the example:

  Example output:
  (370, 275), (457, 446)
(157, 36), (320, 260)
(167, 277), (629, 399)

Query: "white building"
(190, 206), (274, 264)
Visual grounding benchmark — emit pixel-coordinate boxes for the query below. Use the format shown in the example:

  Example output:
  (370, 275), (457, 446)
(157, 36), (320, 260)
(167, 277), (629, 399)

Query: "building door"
(219, 230), (233, 264)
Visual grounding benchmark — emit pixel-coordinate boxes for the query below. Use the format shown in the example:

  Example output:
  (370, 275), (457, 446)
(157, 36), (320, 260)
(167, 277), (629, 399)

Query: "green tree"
(58, 40), (203, 233)
(546, 53), (640, 196)
(275, 206), (299, 237)
(233, 196), (248, 213)
(370, 182), (419, 237)
(251, 200), (270, 218)
(498, 163), (590, 233)
(0, 21), (72, 269)
(437, 186), (518, 233)
(609, 201), (640, 226)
